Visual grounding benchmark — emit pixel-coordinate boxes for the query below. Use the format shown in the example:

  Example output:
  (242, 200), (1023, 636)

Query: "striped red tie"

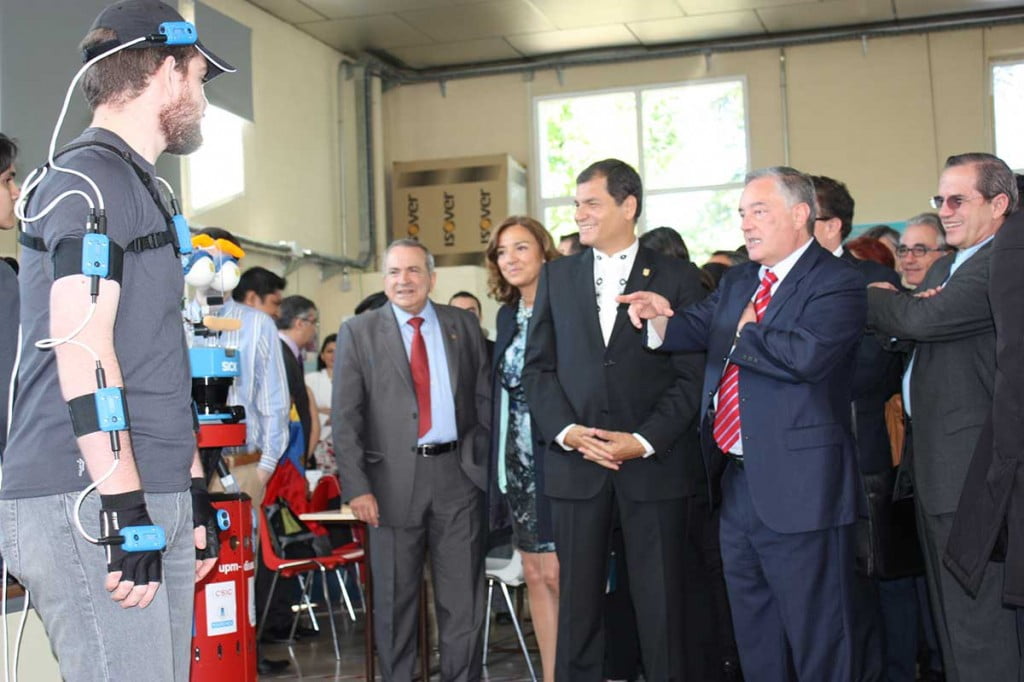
(712, 271), (778, 453)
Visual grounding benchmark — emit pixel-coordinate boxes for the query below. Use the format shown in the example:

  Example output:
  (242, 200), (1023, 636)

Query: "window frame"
(530, 75), (752, 238)
(991, 56), (1024, 173)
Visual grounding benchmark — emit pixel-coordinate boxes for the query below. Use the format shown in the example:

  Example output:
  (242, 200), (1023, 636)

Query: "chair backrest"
(310, 474), (342, 512)
(259, 503), (349, 574)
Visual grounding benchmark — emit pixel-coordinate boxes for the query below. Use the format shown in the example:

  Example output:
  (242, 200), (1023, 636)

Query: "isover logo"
(479, 190), (492, 245)
(406, 195), (420, 239)
(442, 192), (456, 246)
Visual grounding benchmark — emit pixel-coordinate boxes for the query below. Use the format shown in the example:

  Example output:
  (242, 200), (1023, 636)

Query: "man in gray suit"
(333, 239), (491, 681)
(867, 153), (1020, 681)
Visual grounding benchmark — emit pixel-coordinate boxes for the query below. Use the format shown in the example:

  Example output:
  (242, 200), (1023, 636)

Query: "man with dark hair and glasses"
(277, 295), (320, 464)
(896, 213), (949, 288)
(867, 152), (1020, 681)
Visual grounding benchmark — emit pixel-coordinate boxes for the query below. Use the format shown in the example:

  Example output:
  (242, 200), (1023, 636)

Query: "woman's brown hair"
(485, 215), (560, 306)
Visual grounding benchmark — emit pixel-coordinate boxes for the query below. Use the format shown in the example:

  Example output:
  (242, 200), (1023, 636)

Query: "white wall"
(6, 13), (1024, 334)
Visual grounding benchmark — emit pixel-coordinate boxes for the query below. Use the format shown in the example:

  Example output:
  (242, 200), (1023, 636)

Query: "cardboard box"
(392, 154), (527, 263)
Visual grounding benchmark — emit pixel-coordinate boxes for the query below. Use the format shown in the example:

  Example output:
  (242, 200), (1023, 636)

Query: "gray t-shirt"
(0, 260), (17, 456)
(2, 128), (194, 498)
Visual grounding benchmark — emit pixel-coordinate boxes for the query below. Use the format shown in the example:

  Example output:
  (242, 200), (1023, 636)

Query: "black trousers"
(552, 479), (690, 681)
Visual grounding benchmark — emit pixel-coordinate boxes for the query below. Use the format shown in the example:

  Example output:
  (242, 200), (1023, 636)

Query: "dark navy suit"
(658, 240), (866, 681)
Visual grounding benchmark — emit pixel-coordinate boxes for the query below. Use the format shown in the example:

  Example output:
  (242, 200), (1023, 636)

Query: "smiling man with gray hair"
(333, 239), (491, 681)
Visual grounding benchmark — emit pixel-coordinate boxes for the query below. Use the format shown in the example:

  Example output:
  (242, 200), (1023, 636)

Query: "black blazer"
(522, 246), (707, 502)
(946, 211), (1024, 606)
(489, 303), (553, 543)
(841, 249), (903, 475)
(281, 339), (312, 455)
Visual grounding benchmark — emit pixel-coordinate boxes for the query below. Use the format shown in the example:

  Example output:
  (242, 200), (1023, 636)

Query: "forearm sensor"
(68, 388), (130, 438)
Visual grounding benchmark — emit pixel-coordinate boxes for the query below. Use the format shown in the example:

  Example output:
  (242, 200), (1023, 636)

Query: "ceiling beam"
(358, 6), (1024, 87)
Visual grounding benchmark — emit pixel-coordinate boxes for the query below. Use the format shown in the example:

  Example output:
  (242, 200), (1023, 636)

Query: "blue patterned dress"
(499, 301), (555, 553)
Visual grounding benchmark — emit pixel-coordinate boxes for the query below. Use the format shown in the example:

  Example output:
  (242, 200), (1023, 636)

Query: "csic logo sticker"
(407, 195), (420, 240)
(442, 192), (456, 246)
(479, 190), (492, 244)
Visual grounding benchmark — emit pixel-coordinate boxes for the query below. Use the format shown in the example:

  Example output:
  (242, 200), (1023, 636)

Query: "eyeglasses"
(929, 194), (985, 211)
(298, 316), (320, 328)
(896, 245), (949, 258)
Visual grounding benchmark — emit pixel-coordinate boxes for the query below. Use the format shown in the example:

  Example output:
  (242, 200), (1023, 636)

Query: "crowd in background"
(2, 118), (1022, 681)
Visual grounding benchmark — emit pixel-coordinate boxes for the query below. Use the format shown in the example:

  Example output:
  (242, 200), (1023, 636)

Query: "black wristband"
(100, 489), (146, 511)
(191, 477), (213, 529)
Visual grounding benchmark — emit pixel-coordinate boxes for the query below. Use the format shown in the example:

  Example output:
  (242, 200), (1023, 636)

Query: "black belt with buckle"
(416, 441), (458, 457)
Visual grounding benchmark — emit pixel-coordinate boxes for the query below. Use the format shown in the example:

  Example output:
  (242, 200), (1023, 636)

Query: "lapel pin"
(642, 268), (651, 277)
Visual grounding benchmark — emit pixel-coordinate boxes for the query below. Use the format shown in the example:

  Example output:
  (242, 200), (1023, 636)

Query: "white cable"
(12, 167), (45, 222)
(1, 563), (8, 682)
(16, 189), (94, 224)
(34, 305), (98, 357)
(1, 325), (22, 492)
(10, 590), (26, 682)
(155, 176), (175, 197)
(73, 458), (119, 545)
(46, 36), (148, 213)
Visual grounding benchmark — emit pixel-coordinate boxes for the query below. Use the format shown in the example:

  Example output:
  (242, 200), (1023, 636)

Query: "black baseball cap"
(83, 0), (235, 81)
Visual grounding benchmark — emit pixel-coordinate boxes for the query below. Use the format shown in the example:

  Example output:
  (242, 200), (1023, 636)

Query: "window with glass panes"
(534, 78), (749, 262)
(993, 60), (1024, 172)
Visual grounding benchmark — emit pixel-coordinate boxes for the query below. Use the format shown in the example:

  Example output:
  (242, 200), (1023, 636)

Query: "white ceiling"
(244, 0), (1024, 69)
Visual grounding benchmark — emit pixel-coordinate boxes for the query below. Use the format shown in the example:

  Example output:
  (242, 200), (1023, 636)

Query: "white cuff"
(646, 321), (664, 349)
(555, 424), (575, 451)
(633, 433), (656, 458)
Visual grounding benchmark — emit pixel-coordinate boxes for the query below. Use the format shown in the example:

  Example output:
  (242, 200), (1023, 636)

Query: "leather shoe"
(257, 657), (290, 674)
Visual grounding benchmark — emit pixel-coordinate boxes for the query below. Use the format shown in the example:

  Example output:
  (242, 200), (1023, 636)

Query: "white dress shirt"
(595, 239), (640, 345)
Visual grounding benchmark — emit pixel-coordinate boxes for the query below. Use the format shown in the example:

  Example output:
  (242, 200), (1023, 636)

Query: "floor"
(260, 610), (539, 681)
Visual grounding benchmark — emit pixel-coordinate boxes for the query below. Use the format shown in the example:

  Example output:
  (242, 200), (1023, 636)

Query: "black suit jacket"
(946, 213), (1024, 606)
(281, 339), (312, 456)
(841, 249), (903, 475)
(522, 246), (706, 501)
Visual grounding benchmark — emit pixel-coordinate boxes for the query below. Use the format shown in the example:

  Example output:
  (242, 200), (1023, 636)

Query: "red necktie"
(408, 317), (432, 438)
(712, 271), (778, 453)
